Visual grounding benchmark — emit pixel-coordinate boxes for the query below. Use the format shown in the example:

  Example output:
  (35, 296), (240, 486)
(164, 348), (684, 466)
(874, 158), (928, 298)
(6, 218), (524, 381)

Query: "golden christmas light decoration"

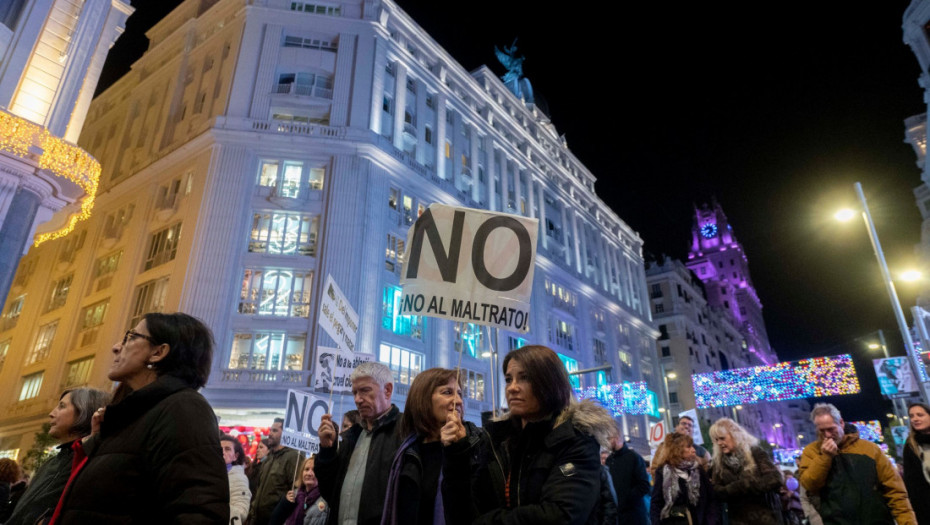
(0, 111), (41, 157)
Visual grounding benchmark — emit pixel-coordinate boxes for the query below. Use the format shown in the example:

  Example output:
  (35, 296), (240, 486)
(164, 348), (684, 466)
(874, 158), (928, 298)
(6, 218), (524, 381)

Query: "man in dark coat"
(315, 362), (404, 525)
(606, 436), (650, 525)
(248, 418), (300, 525)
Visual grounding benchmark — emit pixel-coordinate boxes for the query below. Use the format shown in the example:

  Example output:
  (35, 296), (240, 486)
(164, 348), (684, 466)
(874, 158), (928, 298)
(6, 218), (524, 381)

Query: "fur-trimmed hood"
(494, 398), (616, 449)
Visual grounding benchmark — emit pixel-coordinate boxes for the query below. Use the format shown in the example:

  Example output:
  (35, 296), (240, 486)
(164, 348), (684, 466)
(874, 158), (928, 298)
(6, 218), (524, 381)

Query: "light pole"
(839, 182), (930, 404)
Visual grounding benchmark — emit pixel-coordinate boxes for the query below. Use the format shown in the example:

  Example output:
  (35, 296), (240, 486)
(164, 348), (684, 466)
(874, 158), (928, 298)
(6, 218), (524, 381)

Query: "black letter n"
(405, 209), (465, 282)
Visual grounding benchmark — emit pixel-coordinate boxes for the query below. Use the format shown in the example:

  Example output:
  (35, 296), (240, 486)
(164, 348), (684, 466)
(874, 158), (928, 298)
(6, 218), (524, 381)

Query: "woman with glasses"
(52, 312), (229, 524)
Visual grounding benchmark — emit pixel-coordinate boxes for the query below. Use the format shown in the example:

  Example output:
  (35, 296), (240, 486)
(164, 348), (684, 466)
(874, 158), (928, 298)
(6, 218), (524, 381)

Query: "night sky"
(102, 1), (925, 421)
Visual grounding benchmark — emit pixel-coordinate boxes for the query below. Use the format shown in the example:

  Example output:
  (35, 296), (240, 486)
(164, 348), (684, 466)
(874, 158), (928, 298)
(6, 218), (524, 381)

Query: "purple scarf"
(285, 486), (322, 525)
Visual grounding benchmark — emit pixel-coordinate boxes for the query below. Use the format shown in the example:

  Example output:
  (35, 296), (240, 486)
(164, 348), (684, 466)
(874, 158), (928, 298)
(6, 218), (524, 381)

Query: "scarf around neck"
(285, 485), (322, 525)
(661, 460), (701, 520)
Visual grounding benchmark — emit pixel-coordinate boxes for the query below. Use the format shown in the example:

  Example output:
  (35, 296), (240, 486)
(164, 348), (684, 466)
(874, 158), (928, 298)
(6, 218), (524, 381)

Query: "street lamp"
(836, 182), (930, 404)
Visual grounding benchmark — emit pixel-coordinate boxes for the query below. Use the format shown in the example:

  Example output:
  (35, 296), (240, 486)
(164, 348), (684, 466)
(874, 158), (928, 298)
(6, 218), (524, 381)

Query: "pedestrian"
(441, 344), (616, 525)
(381, 368), (465, 525)
(270, 457), (328, 525)
(606, 433), (650, 525)
(52, 312), (230, 524)
(248, 437), (272, 495)
(0, 458), (22, 521)
(651, 415), (710, 471)
(902, 402), (930, 523)
(650, 432), (717, 525)
(708, 417), (783, 525)
(315, 361), (404, 525)
(248, 418), (300, 525)
(220, 434), (252, 524)
(3, 388), (109, 525)
(798, 402), (915, 525)
(341, 409), (360, 437)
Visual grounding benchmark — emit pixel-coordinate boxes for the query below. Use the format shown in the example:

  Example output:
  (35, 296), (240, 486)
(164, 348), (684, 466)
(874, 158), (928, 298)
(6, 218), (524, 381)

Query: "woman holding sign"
(381, 368), (469, 525)
(52, 312), (229, 524)
(440, 345), (616, 525)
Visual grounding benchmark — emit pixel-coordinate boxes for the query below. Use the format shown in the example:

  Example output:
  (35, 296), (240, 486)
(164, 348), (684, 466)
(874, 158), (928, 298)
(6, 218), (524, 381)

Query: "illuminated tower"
(0, 0), (133, 305)
(685, 201), (777, 365)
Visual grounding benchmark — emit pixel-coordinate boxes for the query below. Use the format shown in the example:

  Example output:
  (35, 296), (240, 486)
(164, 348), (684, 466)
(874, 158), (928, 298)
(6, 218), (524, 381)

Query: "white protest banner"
(318, 275), (359, 352)
(312, 346), (374, 394)
(399, 204), (538, 333)
(677, 408), (703, 445)
(282, 389), (332, 454)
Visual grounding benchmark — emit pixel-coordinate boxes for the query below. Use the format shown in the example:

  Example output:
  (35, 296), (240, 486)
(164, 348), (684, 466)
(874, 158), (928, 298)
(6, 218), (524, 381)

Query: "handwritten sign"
(313, 347), (374, 394)
(318, 275), (359, 352)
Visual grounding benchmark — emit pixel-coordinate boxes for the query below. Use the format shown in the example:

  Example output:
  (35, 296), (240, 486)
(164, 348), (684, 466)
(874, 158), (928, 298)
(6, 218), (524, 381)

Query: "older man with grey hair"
(798, 402), (915, 525)
(316, 361), (404, 525)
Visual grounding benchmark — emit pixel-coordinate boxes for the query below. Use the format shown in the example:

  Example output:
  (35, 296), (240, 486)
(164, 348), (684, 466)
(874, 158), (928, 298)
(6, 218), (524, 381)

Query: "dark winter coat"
(710, 446), (783, 525)
(3, 441), (76, 525)
(55, 375), (230, 524)
(248, 445), (300, 525)
(650, 464), (718, 525)
(606, 443), (650, 525)
(798, 423), (915, 525)
(314, 404), (404, 525)
(902, 433), (930, 524)
(441, 399), (616, 525)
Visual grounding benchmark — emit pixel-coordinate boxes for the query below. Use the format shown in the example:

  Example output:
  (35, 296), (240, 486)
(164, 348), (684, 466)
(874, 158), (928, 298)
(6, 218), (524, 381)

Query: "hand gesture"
(286, 490), (296, 503)
(319, 414), (337, 448)
(821, 437), (838, 457)
(440, 410), (466, 446)
(91, 407), (105, 434)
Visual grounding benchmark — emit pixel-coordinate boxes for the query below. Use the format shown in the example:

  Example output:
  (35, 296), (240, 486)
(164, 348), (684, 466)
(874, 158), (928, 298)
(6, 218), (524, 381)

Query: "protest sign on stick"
(313, 347), (374, 395)
(318, 274), (359, 352)
(282, 389), (332, 455)
(399, 204), (538, 333)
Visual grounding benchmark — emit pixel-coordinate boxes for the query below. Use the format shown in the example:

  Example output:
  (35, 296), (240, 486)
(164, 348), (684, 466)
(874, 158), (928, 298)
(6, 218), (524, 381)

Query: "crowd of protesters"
(3, 311), (930, 524)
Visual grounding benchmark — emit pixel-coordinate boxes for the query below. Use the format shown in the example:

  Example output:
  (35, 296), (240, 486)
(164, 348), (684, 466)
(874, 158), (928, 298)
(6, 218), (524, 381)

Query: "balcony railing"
(219, 369), (310, 385)
(274, 82), (333, 100)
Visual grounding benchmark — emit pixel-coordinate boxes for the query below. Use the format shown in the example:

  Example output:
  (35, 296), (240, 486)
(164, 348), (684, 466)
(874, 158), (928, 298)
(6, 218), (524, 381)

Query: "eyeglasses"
(122, 330), (159, 346)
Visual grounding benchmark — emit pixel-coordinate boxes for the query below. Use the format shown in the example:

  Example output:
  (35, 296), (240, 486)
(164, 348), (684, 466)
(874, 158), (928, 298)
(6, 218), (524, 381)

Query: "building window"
(454, 323), (483, 358)
(19, 372), (44, 401)
(669, 392), (679, 404)
(1, 295), (25, 331)
(46, 274), (73, 312)
(509, 336), (528, 352)
(92, 251), (122, 293)
(62, 357), (94, 388)
(238, 269), (312, 317)
(381, 286), (424, 340)
(282, 35), (337, 51)
(144, 223), (182, 270)
(229, 332), (305, 370)
(464, 369), (485, 401)
(650, 283), (662, 298)
(593, 339), (607, 364)
(378, 343), (424, 386)
(544, 279), (577, 311)
(385, 233), (405, 271)
(549, 318), (574, 351)
(78, 301), (108, 347)
(58, 230), (86, 264)
(661, 346), (671, 357)
(0, 339), (9, 372)
(557, 353), (579, 388)
(26, 321), (58, 366)
(128, 277), (170, 329)
(289, 2), (341, 16)
(655, 303), (664, 313)
(249, 212), (319, 256)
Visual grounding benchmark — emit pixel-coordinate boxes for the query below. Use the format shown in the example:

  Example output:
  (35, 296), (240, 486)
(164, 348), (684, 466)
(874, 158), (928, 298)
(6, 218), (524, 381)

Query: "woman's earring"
(146, 363), (154, 370)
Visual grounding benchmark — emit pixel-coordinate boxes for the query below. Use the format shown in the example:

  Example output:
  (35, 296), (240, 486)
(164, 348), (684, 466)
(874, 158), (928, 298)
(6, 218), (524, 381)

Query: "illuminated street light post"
(841, 182), (930, 404)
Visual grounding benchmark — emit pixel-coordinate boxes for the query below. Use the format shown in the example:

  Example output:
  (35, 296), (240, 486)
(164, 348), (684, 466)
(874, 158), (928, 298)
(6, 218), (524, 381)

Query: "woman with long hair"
(270, 457), (328, 525)
(708, 418), (783, 525)
(220, 434), (252, 524)
(381, 368), (465, 525)
(903, 402), (930, 522)
(650, 432), (717, 524)
(441, 345), (616, 525)
(52, 312), (229, 523)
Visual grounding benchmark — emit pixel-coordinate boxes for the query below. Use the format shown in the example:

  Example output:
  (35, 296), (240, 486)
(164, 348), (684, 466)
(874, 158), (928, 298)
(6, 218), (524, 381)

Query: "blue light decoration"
(850, 420), (883, 443)
(700, 223), (718, 239)
(773, 449), (802, 465)
(692, 354), (860, 409)
(574, 382), (660, 418)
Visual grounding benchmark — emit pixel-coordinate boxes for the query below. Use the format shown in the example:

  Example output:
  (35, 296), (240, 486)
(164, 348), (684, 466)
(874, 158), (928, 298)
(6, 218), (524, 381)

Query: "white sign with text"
(282, 390), (332, 454)
(312, 346), (374, 395)
(318, 274), (359, 352)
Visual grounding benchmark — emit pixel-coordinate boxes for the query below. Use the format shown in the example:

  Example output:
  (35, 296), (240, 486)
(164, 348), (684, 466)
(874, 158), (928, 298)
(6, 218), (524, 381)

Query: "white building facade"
(0, 0), (661, 458)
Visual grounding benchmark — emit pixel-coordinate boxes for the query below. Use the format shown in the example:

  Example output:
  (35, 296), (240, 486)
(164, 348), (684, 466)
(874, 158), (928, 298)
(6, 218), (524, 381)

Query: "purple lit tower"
(686, 201), (777, 365)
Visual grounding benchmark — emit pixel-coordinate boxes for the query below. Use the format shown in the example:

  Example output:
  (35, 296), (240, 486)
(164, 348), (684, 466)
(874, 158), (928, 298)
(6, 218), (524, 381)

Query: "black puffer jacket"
(902, 433), (930, 524)
(441, 399), (616, 525)
(314, 404), (404, 525)
(56, 375), (229, 524)
(710, 446), (784, 525)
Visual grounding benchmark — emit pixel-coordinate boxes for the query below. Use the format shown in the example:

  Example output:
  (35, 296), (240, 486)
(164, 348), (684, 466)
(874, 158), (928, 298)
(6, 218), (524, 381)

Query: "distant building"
(0, 0), (661, 459)
(646, 202), (801, 449)
(0, 0), (133, 307)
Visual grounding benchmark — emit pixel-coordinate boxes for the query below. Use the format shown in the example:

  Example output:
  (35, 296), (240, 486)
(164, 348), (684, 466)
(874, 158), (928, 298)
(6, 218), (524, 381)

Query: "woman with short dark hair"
(3, 388), (109, 525)
(220, 434), (252, 523)
(441, 345), (616, 525)
(53, 312), (229, 524)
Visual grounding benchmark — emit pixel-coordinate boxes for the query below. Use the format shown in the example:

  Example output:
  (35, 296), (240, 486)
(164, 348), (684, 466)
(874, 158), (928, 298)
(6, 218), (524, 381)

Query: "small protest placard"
(313, 347), (374, 394)
(399, 204), (538, 332)
(318, 275), (359, 352)
(282, 389), (332, 454)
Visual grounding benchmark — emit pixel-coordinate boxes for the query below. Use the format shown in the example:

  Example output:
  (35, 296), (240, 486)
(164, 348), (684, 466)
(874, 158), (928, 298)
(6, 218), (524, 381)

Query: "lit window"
(128, 277), (170, 329)
(549, 318), (574, 351)
(463, 369), (485, 400)
(1, 295), (25, 331)
(92, 251), (122, 292)
(249, 212), (318, 256)
(557, 353), (579, 388)
(46, 274), (73, 312)
(239, 269), (312, 317)
(78, 301), (109, 347)
(378, 343), (424, 386)
(0, 339), (9, 373)
(257, 160), (325, 196)
(62, 357), (94, 388)
(381, 286), (424, 340)
(144, 223), (182, 271)
(508, 336), (527, 352)
(228, 332), (305, 371)
(454, 323), (482, 358)
(26, 321), (58, 365)
(19, 372), (44, 401)
(385, 233), (405, 271)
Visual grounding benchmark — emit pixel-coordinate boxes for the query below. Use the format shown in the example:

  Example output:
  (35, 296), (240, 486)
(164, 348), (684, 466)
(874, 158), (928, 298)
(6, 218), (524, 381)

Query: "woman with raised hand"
(270, 457), (329, 525)
(708, 417), (783, 525)
(53, 312), (229, 524)
(441, 345), (616, 525)
(650, 432), (717, 525)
